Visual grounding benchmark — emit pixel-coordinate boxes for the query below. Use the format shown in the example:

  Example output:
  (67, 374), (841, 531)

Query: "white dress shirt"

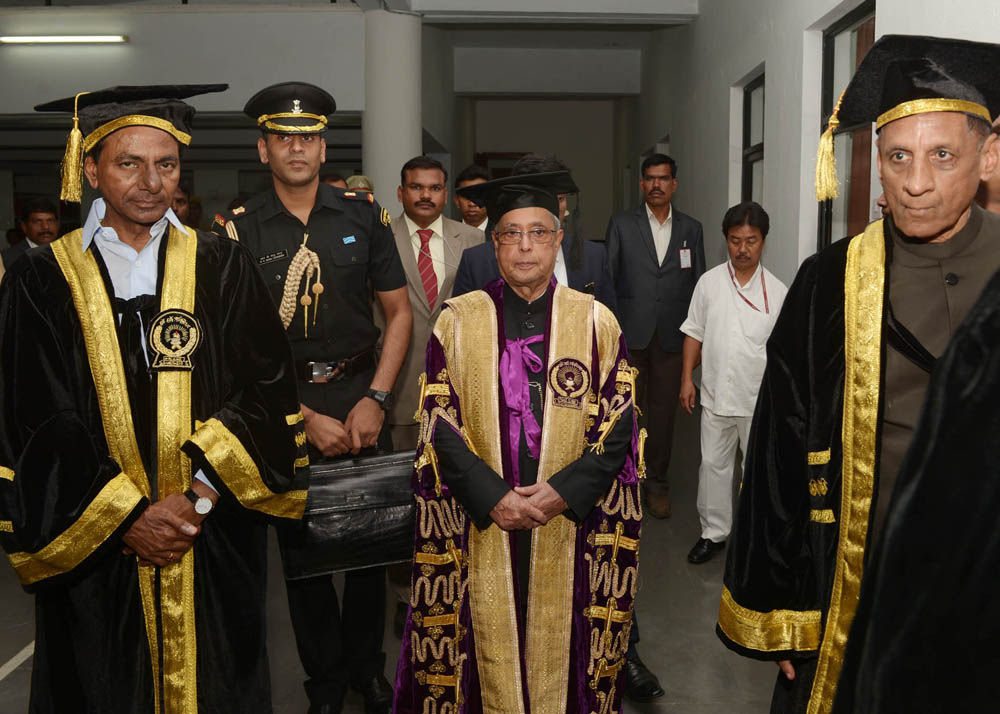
(646, 202), (674, 266)
(679, 261), (788, 417)
(404, 213), (445, 289)
(475, 217), (488, 232)
(82, 198), (215, 491)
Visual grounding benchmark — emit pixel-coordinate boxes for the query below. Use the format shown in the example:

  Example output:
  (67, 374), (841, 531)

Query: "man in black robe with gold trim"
(0, 86), (308, 713)
(716, 35), (1000, 714)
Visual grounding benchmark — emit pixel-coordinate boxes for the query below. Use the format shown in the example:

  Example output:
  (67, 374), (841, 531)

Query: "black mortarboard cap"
(35, 84), (227, 203)
(456, 171), (569, 226)
(816, 34), (1000, 200)
(244, 81), (336, 134)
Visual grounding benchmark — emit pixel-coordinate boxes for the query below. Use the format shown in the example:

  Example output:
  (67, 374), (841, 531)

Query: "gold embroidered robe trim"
(435, 291), (525, 714)
(436, 286), (622, 714)
(807, 220), (885, 714)
(52, 225), (203, 714)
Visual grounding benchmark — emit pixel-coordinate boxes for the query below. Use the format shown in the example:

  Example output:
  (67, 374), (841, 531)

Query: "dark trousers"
(283, 370), (391, 706)
(283, 564), (388, 705)
(626, 612), (641, 659)
(630, 332), (683, 494)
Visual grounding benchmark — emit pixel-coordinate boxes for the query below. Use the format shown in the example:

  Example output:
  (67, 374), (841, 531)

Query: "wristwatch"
(365, 388), (395, 412)
(184, 488), (214, 516)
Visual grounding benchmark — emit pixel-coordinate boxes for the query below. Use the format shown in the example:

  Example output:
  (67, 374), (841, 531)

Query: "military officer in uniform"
(212, 82), (412, 714)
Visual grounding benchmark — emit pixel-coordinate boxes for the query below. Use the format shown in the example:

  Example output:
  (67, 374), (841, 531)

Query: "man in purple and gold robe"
(393, 172), (644, 714)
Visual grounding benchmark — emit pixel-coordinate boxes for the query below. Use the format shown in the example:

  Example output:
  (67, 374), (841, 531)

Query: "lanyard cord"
(728, 263), (769, 314)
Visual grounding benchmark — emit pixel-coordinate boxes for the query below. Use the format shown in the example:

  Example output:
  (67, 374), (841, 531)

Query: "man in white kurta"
(679, 201), (787, 564)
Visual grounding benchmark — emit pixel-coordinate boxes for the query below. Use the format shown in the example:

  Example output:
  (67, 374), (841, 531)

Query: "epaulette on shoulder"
(340, 190), (374, 203)
(342, 191), (391, 226)
(226, 192), (267, 220)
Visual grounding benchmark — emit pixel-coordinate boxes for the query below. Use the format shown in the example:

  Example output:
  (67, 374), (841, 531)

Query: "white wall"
(422, 24), (458, 161)
(475, 99), (615, 241)
(875, 0), (1000, 41)
(0, 6), (365, 113)
(454, 48), (641, 95)
(636, 0), (870, 285)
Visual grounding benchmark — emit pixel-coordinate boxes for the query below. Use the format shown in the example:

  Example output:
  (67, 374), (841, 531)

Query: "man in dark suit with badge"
(452, 154), (617, 313)
(605, 154), (705, 520)
(212, 81), (412, 714)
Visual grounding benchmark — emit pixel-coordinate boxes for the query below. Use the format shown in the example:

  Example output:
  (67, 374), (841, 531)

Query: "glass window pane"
(750, 86), (764, 146)
(751, 160), (764, 205)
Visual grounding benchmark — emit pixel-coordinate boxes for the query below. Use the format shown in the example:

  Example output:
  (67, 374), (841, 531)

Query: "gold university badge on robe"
(149, 309), (201, 371)
(549, 357), (590, 410)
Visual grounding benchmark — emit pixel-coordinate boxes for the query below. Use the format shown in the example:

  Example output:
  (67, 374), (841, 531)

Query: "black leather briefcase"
(279, 450), (417, 580)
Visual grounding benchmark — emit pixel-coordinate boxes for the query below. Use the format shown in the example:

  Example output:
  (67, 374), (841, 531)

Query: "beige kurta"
(877, 204), (1000, 537)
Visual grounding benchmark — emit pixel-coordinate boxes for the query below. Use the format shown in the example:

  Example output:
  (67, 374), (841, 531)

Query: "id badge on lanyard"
(679, 240), (692, 270)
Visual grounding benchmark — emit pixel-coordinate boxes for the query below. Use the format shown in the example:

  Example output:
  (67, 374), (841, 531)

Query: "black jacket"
(604, 204), (705, 352)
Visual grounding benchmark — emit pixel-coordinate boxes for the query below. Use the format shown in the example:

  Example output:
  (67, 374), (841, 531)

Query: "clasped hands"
(122, 481), (217, 567)
(489, 482), (567, 531)
(302, 399), (384, 457)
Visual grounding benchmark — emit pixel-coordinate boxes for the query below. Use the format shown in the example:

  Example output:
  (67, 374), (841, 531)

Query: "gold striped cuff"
(807, 449), (831, 465)
(717, 586), (822, 653)
(8, 473), (144, 586)
(188, 418), (307, 519)
(810, 509), (836, 524)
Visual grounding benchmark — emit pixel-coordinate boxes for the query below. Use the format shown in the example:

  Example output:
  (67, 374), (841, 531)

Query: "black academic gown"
(0, 230), (308, 713)
(833, 266), (1000, 714)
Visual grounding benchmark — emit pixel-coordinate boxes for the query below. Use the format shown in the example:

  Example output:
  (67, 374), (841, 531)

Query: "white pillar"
(363, 9), (422, 218)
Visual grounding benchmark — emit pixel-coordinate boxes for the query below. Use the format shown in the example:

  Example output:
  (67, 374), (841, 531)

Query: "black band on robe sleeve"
(433, 419), (511, 530)
(548, 403), (634, 522)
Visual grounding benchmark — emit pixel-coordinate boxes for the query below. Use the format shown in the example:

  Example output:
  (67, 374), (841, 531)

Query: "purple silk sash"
(499, 334), (544, 485)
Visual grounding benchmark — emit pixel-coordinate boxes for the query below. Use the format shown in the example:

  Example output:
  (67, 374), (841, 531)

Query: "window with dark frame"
(742, 74), (765, 204)
(817, 0), (876, 251)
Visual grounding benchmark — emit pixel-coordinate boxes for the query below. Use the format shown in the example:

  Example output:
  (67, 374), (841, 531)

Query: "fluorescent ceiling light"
(0, 35), (128, 44)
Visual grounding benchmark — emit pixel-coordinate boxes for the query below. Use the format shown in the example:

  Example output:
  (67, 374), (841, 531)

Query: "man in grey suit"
(388, 155), (483, 450)
(605, 153), (705, 519)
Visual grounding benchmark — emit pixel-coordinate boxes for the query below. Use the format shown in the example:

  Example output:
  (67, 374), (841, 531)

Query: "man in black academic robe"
(716, 35), (1000, 714)
(832, 268), (1000, 713)
(0, 86), (308, 714)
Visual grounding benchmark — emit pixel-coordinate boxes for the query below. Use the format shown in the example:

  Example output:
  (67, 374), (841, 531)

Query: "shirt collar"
(81, 197), (184, 252)
(645, 202), (673, 225)
(728, 259), (763, 289)
(404, 213), (444, 239)
(476, 217), (489, 232)
(25, 238), (38, 249)
(260, 182), (342, 223)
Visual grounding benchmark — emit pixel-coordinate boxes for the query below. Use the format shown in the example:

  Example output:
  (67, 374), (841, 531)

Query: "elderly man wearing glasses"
(393, 171), (644, 714)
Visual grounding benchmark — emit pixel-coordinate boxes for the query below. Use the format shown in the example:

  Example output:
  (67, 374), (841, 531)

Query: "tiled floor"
(0, 404), (776, 712)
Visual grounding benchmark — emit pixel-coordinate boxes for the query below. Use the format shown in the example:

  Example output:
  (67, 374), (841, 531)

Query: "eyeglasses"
(496, 228), (558, 244)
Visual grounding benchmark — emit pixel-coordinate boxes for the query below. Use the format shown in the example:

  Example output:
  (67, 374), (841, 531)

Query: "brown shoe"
(646, 491), (671, 519)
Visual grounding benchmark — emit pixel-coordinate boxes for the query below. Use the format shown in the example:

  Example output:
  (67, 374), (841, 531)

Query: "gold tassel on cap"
(815, 90), (845, 202)
(60, 91), (89, 204)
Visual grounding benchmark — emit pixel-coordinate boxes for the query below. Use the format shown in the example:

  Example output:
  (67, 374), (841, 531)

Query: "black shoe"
(307, 705), (338, 714)
(624, 654), (665, 702)
(687, 537), (726, 564)
(394, 601), (408, 639)
(352, 673), (393, 714)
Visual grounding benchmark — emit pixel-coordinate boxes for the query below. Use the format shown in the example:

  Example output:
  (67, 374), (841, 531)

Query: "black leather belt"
(297, 348), (376, 384)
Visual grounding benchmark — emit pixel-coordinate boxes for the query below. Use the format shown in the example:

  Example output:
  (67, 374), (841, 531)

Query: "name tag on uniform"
(258, 249), (288, 265)
(679, 248), (692, 269)
(343, 235), (356, 244)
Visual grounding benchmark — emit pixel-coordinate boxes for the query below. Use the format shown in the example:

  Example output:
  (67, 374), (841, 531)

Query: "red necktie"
(417, 229), (438, 308)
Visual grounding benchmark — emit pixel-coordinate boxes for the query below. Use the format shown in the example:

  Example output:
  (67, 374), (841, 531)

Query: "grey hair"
(550, 211), (561, 231)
